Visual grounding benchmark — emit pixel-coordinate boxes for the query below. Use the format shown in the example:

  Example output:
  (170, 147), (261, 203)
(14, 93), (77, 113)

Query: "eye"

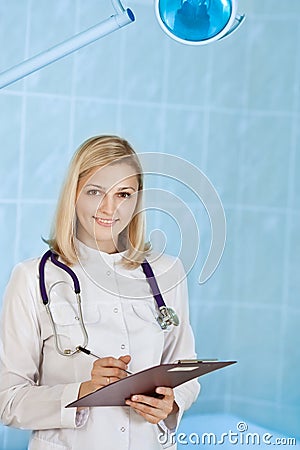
(86, 189), (102, 196)
(117, 192), (132, 198)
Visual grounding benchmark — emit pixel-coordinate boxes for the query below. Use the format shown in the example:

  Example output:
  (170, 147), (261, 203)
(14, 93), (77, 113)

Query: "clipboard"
(66, 360), (236, 408)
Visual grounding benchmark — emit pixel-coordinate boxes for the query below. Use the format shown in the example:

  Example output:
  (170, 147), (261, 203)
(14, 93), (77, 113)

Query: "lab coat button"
(106, 270), (111, 276)
(121, 344), (125, 350)
(113, 307), (118, 313)
(120, 427), (126, 432)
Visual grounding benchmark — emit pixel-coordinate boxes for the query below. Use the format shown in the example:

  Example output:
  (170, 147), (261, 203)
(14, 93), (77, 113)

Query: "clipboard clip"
(176, 359), (219, 364)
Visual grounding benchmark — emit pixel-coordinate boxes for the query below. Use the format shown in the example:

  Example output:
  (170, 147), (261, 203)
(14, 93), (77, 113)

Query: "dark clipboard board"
(66, 360), (236, 408)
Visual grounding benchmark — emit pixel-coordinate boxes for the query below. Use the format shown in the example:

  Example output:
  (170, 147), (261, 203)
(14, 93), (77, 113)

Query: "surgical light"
(155, 0), (245, 46)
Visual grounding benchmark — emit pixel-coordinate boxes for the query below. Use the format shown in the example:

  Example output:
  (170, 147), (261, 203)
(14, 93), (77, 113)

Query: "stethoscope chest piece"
(157, 306), (180, 330)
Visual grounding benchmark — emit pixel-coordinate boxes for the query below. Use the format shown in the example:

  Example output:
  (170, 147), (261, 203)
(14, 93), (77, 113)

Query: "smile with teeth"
(93, 216), (118, 227)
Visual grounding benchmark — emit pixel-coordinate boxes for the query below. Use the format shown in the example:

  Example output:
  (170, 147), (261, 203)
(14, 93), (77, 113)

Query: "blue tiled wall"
(0, 0), (299, 447)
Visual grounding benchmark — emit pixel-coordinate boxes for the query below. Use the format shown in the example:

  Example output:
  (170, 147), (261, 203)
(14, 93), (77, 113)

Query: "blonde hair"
(48, 135), (150, 268)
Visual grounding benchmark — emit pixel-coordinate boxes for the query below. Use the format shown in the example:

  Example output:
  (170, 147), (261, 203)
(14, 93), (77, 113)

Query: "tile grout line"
(13, 0), (32, 265)
(67, 0), (80, 159)
(115, 25), (126, 134)
(225, 10), (253, 415)
(159, 37), (169, 153)
(200, 47), (214, 172)
(1, 89), (297, 118)
(154, 35), (170, 234)
(275, 23), (300, 406)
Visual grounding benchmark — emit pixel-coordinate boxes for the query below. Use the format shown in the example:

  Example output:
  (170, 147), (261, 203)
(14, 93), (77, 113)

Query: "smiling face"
(75, 162), (139, 253)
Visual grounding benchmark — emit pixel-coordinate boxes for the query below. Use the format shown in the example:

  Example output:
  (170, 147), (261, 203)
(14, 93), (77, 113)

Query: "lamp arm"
(219, 13), (246, 41)
(111, 0), (126, 13)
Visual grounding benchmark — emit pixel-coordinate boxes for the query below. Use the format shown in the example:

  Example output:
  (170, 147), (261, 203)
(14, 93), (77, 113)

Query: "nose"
(97, 193), (115, 216)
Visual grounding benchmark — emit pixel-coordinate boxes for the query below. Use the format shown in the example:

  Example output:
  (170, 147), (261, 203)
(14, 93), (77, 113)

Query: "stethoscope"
(38, 249), (179, 357)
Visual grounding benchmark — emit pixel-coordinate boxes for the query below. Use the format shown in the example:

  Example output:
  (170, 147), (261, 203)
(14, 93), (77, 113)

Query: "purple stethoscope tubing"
(140, 260), (165, 309)
(39, 249), (88, 356)
(39, 250), (80, 304)
(38, 249), (179, 356)
(39, 250), (172, 310)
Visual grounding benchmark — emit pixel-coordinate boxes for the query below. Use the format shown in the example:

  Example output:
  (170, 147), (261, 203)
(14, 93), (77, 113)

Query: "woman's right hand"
(78, 355), (131, 399)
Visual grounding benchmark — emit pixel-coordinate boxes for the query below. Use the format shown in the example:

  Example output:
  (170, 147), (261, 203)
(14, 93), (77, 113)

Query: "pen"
(77, 346), (132, 375)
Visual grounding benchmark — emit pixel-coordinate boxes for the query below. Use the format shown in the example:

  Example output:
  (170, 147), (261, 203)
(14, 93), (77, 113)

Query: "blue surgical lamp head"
(155, 0), (245, 46)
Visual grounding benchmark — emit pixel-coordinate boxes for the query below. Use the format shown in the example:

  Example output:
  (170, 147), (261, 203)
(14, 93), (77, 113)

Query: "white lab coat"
(0, 240), (200, 450)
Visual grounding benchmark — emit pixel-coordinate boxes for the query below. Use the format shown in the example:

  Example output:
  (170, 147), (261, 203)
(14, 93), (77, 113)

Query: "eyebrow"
(85, 184), (137, 191)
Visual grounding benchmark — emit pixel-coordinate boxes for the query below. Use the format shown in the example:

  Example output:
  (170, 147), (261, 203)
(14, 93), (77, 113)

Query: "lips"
(93, 216), (118, 227)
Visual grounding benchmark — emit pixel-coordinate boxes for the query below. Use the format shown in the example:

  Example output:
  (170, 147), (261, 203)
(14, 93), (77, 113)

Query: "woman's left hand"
(125, 387), (179, 424)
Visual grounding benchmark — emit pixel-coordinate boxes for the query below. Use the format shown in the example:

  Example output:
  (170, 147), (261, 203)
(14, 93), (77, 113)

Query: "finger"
(93, 356), (129, 371)
(92, 362), (129, 380)
(155, 387), (174, 399)
(91, 370), (127, 388)
(118, 354), (131, 365)
(91, 364), (129, 389)
(90, 357), (130, 390)
(130, 408), (162, 424)
(129, 394), (162, 408)
(125, 400), (166, 422)
(90, 376), (119, 390)
(127, 391), (174, 417)
(125, 398), (163, 413)
(92, 366), (128, 382)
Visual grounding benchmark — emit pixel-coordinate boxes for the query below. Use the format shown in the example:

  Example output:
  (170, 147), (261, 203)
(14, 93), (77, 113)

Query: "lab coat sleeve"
(160, 258), (200, 433)
(0, 262), (81, 430)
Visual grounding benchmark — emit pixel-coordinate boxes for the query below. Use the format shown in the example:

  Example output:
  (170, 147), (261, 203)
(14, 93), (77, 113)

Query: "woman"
(0, 135), (200, 450)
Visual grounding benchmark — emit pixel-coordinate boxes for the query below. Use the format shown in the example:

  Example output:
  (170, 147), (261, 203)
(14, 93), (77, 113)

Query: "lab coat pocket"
(132, 302), (173, 332)
(131, 303), (159, 328)
(50, 303), (101, 326)
(40, 303), (101, 352)
(131, 302), (172, 335)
